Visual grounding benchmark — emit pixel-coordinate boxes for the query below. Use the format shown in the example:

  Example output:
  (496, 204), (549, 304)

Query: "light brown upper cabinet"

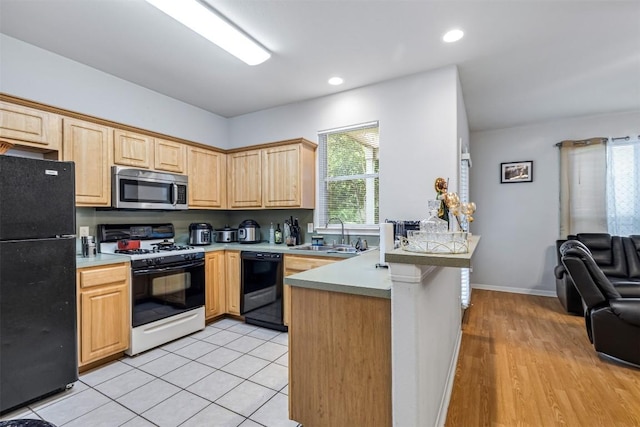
(228, 149), (262, 208)
(155, 138), (186, 174)
(228, 138), (317, 209)
(62, 118), (113, 207)
(263, 140), (316, 208)
(0, 101), (61, 151)
(188, 146), (227, 209)
(113, 129), (153, 169)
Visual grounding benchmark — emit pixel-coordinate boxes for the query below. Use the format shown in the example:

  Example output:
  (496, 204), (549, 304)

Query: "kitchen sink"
(290, 244), (363, 254)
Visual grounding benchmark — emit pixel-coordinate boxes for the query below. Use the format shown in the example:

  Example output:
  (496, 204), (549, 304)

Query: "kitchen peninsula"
(285, 236), (480, 427)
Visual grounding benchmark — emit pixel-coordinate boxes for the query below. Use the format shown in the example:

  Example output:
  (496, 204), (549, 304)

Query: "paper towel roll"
(379, 222), (394, 266)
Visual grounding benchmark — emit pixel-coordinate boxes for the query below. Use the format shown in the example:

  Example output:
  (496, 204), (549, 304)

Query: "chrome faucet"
(326, 217), (345, 245)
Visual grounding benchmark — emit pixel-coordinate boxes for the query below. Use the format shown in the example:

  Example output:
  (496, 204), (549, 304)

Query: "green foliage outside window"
(324, 130), (379, 225)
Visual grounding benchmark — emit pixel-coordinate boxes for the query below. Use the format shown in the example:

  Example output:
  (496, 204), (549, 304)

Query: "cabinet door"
(79, 283), (129, 365)
(113, 130), (153, 168)
(263, 144), (301, 207)
(77, 263), (129, 366)
(0, 102), (61, 150)
(228, 150), (262, 208)
(155, 138), (186, 173)
(263, 142), (316, 209)
(63, 118), (112, 206)
(225, 251), (241, 315)
(283, 255), (342, 326)
(188, 147), (226, 209)
(205, 252), (227, 319)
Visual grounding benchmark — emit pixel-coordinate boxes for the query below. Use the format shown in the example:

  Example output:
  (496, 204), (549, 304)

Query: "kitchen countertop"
(283, 236), (481, 299)
(76, 241), (363, 269)
(200, 242), (363, 259)
(284, 250), (391, 299)
(76, 253), (132, 268)
(385, 235), (481, 268)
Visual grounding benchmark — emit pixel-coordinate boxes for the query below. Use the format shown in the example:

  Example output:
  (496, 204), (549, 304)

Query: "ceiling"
(1, 0), (639, 132)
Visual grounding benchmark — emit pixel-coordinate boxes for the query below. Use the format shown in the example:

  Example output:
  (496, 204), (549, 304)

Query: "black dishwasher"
(240, 251), (287, 331)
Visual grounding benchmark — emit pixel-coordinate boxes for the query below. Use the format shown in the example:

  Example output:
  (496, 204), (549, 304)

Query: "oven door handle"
(133, 260), (204, 275)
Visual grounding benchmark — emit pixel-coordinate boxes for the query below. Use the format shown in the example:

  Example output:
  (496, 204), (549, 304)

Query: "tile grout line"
(14, 319), (292, 427)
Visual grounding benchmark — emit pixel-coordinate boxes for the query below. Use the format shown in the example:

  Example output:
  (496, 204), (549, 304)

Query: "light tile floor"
(1, 318), (300, 427)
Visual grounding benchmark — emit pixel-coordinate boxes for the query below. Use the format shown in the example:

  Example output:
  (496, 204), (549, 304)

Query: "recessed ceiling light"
(328, 77), (344, 86)
(443, 29), (464, 43)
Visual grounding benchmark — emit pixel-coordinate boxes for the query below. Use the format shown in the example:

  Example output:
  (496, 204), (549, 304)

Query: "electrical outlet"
(79, 226), (90, 237)
(307, 223), (314, 233)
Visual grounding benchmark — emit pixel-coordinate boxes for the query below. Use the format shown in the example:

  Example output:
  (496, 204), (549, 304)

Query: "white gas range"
(98, 223), (206, 356)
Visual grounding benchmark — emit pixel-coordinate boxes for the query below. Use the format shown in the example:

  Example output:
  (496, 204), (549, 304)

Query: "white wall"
(0, 35), (228, 148)
(229, 66), (464, 221)
(470, 111), (640, 295)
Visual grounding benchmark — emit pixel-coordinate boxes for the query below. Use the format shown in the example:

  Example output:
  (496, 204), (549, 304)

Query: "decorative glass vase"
(420, 200), (448, 234)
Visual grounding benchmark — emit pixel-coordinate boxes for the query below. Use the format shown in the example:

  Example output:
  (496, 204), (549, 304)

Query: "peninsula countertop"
(284, 250), (391, 299)
(385, 235), (481, 268)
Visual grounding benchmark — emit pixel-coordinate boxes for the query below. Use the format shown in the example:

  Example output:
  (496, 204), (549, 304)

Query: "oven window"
(132, 266), (204, 327)
(121, 179), (172, 204)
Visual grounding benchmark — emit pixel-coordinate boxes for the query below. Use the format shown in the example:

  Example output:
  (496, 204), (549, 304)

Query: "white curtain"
(607, 136), (640, 235)
(559, 138), (608, 237)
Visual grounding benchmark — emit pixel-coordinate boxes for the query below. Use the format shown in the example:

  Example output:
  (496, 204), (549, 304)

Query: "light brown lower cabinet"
(289, 286), (392, 427)
(225, 251), (241, 315)
(283, 254), (342, 326)
(205, 251), (227, 319)
(76, 263), (130, 367)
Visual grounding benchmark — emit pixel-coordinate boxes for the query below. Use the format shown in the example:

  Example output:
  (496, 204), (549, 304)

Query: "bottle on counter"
(293, 218), (301, 245)
(269, 222), (275, 244)
(275, 223), (283, 244)
(289, 221), (298, 246)
(285, 222), (294, 246)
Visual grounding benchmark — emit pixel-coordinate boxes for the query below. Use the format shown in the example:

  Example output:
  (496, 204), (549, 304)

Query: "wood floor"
(445, 289), (640, 427)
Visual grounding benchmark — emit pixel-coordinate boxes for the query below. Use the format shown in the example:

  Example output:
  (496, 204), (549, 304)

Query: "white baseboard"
(471, 283), (556, 298)
(436, 328), (462, 427)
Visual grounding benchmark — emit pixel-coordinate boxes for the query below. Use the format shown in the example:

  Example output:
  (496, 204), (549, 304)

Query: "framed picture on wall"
(500, 160), (533, 183)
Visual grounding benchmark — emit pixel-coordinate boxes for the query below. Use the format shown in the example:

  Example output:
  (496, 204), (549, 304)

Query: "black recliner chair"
(560, 240), (640, 368)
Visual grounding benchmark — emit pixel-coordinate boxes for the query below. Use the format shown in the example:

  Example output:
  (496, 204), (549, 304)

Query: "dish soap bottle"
(275, 223), (283, 244)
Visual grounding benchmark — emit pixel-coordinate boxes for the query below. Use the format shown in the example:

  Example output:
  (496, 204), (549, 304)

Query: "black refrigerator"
(0, 155), (78, 414)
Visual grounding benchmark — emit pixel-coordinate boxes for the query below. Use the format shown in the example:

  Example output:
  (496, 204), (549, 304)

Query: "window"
(607, 137), (640, 235)
(460, 153), (471, 308)
(558, 135), (640, 237)
(318, 122), (379, 228)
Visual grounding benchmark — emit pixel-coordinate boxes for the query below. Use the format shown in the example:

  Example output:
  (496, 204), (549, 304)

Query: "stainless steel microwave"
(112, 166), (188, 210)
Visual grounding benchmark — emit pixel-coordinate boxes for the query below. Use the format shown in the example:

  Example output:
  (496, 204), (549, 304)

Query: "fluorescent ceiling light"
(328, 77), (344, 85)
(146, 0), (271, 66)
(443, 29), (464, 43)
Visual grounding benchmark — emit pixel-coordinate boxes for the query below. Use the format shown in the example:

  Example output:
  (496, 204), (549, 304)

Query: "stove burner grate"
(116, 249), (152, 255)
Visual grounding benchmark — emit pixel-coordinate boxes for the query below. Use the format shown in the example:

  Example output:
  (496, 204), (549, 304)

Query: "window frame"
(316, 121), (380, 236)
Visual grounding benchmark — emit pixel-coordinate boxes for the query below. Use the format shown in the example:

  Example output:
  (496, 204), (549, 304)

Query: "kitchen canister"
(81, 236), (97, 258)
